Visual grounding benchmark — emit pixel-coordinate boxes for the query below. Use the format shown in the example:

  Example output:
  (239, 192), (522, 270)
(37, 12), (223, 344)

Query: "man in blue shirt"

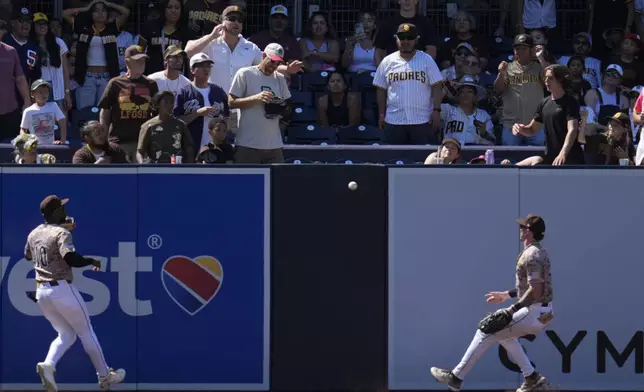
(2, 7), (41, 86)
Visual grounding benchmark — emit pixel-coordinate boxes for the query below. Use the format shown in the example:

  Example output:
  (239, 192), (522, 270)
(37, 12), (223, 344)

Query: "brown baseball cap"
(124, 45), (148, 60)
(40, 195), (69, 217)
(607, 111), (631, 129)
(396, 23), (418, 37)
(164, 44), (185, 59)
(516, 214), (546, 235)
(222, 5), (244, 17)
(441, 138), (461, 152)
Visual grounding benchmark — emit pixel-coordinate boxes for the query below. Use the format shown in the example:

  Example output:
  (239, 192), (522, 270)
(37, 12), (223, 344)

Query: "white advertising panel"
(388, 167), (644, 391)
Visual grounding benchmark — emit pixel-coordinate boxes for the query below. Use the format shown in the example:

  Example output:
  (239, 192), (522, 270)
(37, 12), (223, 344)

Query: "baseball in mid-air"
(348, 181), (358, 191)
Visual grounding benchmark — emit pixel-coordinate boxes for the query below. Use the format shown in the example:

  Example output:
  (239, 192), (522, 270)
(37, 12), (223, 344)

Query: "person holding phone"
(341, 11), (377, 73)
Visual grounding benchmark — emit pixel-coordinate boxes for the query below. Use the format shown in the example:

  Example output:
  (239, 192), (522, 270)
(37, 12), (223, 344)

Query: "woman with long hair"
(341, 10), (377, 73)
(317, 71), (361, 126)
(31, 13), (72, 112)
(138, 0), (190, 75)
(584, 111), (635, 165)
(62, 0), (130, 109)
(299, 12), (340, 72)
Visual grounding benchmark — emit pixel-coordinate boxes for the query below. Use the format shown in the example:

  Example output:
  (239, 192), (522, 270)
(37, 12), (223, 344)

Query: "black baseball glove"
(264, 98), (289, 119)
(478, 309), (512, 334)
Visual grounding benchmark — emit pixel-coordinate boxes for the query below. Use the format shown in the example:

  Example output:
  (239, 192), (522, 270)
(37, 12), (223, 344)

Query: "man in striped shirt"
(558, 32), (602, 89)
(373, 23), (444, 145)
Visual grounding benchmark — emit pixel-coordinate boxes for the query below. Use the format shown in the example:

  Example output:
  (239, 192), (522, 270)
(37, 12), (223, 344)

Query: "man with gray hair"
(229, 43), (291, 163)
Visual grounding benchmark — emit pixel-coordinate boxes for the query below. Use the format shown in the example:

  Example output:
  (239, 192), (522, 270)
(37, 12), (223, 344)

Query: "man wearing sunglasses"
(373, 23), (443, 145)
(557, 32), (602, 89)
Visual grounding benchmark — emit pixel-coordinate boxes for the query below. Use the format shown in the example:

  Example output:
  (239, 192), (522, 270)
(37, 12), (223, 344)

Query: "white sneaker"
(98, 368), (126, 390)
(36, 362), (57, 392)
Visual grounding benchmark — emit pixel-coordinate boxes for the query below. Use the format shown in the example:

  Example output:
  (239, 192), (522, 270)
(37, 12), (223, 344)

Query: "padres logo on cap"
(232, 6), (239, 11)
(21, 7), (29, 14)
(136, 46), (144, 52)
(403, 24), (410, 31)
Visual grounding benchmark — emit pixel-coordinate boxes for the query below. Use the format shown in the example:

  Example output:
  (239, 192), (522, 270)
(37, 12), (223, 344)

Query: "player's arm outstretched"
(58, 231), (102, 272)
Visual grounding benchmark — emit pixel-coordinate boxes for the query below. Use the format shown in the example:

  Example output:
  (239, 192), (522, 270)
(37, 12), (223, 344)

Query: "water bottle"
(484, 149), (495, 165)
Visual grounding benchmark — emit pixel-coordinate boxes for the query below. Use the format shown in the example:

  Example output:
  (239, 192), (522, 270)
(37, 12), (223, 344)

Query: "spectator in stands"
(633, 83), (644, 126)
(229, 43), (291, 164)
(584, 64), (630, 131)
(529, 28), (557, 65)
(558, 33), (602, 89)
(373, 23), (443, 145)
(11, 133), (56, 164)
(31, 13), (72, 112)
(174, 53), (229, 150)
(185, 0), (230, 38)
(636, 1), (644, 38)
(590, 0), (634, 60)
(72, 120), (128, 163)
(440, 75), (494, 145)
(0, 41), (30, 141)
(98, 45), (158, 160)
(148, 45), (191, 95)
(598, 26), (624, 63)
(195, 115), (235, 164)
(49, 18), (64, 40)
(513, 64), (584, 166)
(495, 0), (556, 37)
(440, 43), (479, 82)
(3, 7), (41, 86)
(139, 0), (190, 76)
(341, 11), (377, 73)
(299, 12), (340, 72)
(137, 90), (195, 163)
(0, 16), (6, 41)
(438, 11), (488, 71)
(423, 138), (462, 164)
(62, 0), (131, 109)
(20, 79), (67, 145)
(374, 0), (438, 63)
(496, 34), (545, 146)
(568, 56), (592, 102)
(317, 71), (361, 126)
(109, 9), (135, 74)
(584, 111), (634, 165)
(608, 33), (644, 89)
(248, 5), (302, 66)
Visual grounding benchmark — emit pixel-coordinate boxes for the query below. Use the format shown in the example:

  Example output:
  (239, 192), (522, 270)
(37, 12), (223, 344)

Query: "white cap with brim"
(190, 52), (214, 68)
(270, 5), (288, 16)
(456, 75), (486, 101)
(264, 43), (285, 62)
(605, 64), (624, 77)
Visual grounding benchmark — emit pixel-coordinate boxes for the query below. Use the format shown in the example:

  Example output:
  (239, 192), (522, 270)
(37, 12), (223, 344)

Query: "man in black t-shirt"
(513, 64), (584, 165)
(373, 0), (439, 65)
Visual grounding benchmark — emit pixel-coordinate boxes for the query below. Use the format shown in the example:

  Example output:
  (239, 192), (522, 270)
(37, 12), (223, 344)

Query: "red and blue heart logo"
(161, 255), (224, 315)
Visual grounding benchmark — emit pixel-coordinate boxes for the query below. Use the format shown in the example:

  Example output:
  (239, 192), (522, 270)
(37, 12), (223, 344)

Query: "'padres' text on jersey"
(515, 243), (553, 303)
(25, 224), (76, 282)
(373, 51), (443, 125)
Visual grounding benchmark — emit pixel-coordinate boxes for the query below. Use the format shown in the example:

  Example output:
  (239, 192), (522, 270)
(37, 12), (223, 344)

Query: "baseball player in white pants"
(430, 215), (555, 392)
(25, 195), (126, 391)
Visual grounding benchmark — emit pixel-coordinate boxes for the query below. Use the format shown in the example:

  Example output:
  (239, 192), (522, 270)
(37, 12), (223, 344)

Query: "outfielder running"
(430, 215), (554, 392)
(25, 195), (126, 391)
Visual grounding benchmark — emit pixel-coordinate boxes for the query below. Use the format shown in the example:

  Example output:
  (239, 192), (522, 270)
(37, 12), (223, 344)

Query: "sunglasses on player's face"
(225, 15), (244, 23)
(396, 33), (416, 41)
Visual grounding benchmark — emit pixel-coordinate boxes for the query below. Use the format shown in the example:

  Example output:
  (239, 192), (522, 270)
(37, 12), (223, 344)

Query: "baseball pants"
(36, 280), (110, 377)
(452, 303), (554, 380)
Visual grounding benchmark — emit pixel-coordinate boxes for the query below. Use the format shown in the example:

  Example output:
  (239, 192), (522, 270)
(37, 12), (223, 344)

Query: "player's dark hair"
(533, 231), (545, 241)
(151, 90), (175, 111)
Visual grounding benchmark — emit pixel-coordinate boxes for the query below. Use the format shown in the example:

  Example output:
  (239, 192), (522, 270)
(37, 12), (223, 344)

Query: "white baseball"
(348, 181), (358, 191)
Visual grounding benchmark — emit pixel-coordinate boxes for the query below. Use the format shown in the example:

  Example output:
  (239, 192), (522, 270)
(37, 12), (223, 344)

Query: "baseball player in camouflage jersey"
(430, 215), (554, 392)
(25, 195), (126, 391)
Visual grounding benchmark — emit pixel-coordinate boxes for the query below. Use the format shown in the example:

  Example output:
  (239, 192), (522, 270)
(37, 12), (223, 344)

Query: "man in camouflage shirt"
(430, 214), (554, 392)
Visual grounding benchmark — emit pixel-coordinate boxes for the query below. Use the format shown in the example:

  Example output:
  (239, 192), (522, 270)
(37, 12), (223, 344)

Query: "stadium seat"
(287, 124), (337, 145)
(291, 106), (317, 124)
(68, 107), (100, 140)
(301, 71), (331, 92)
(350, 70), (376, 91)
(290, 91), (313, 108)
(313, 91), (326, 106)
(284, 157), (316, 164)
(488, 35), (514, 57)
(384, 158), (417, 165)
(336, 124), (383, 145)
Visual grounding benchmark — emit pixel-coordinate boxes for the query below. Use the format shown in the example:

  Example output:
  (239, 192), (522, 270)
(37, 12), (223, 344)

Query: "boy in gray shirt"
(229, 43), (291, 163)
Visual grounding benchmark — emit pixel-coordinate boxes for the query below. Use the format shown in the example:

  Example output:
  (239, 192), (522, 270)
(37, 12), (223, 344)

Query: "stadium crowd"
(0, 0), (644, 165)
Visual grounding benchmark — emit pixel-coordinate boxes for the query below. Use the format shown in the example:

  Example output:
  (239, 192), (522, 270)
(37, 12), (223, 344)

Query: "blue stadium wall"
(0, 165), (642, 391)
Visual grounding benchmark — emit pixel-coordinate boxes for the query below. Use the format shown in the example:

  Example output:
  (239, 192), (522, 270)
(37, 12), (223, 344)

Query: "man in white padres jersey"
(373, 23), (444, 145)
(430, 215), (555, 392)
(558, 32), (602, 89)
(25, 195), (126, 392)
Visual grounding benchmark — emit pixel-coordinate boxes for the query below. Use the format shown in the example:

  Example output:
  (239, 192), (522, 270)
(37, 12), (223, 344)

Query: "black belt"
(37, 280), (71, 287)
(542, 302), (550, 306)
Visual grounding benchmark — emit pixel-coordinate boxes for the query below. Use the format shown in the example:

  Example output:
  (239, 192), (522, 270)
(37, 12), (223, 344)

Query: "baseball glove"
(478, 309), (512, 334)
